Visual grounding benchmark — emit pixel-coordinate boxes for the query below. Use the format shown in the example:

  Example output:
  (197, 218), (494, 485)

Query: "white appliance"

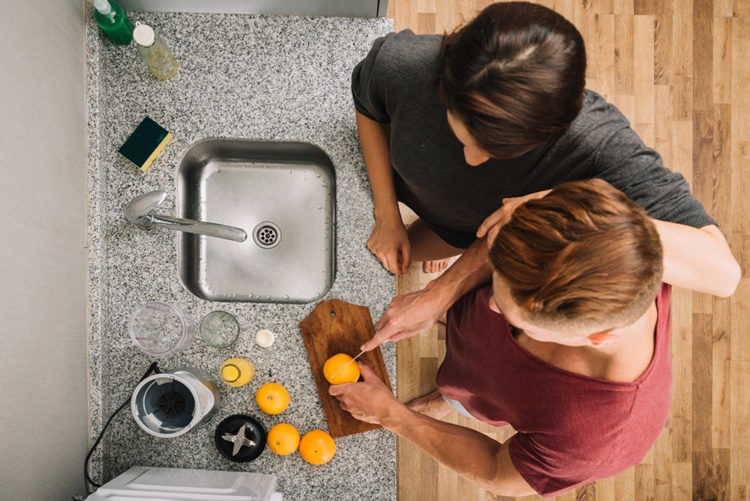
(131, 368), (220, 438)
(85, 466), (283, 500)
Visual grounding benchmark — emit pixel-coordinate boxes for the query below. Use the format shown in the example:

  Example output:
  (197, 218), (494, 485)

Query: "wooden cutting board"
(299, 298), (391, 438)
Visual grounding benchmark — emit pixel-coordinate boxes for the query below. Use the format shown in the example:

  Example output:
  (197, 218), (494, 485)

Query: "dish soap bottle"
(220, 358), (256, 387)
(133, 22), (178, 80)
(92, 0), (134, 45)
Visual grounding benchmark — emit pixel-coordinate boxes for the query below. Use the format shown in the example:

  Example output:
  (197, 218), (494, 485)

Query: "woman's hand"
(476, 190), (552, 245)
(367, 215), (412, 275)
(356, 111), (410, 274)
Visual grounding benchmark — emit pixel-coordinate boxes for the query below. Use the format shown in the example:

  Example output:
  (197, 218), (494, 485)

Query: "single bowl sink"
(177, 139), (336, 303)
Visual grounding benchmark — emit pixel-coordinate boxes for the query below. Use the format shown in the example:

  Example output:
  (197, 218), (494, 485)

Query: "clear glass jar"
(133, 22), (178, 80)
(127, 302), (195, 357)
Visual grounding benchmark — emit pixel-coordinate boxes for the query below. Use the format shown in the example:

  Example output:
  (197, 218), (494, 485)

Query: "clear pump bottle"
(133, 22), (178, 80)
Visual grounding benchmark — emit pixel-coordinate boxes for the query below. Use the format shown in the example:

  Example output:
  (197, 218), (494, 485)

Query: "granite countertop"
(86, 12), (395, 500)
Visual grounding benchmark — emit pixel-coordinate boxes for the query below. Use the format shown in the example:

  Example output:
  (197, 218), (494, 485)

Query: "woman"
(332, 179), (673, 496)
(353, 1), (738, 346)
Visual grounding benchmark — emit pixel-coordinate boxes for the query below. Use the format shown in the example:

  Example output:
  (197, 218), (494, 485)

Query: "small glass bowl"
(199, 310), (240, 349)
(128, 302), (194, 357)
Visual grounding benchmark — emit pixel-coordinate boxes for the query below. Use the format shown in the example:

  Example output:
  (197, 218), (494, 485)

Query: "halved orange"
(267, 423), (300, 456)
(299, 429), (336, 465)
(255, 382), (290, 415)
(323, 353), (361, 385)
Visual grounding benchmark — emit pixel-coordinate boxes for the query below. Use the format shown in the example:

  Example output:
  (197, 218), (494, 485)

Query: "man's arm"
(655, 222), (740, 298)
(479, 192), (741, 298)
(330, 365), (537, 497)
(591, 126), (740, 297)
(364, 192), (741, 352)
(361, 236), (493, 351)
(386, 405), (535, 496)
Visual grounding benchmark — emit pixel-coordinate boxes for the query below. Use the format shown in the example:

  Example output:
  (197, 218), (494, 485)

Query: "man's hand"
(331, 367), (535, 497)
(367, 216), (412, 275)
(476, 190), (552, 244)
(362, 236), (495, 352)
(329, 364), (403, 425)
(361, 288), (449, 351)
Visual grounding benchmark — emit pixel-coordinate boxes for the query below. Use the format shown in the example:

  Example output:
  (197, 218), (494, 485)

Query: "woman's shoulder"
(368, 30), (443, 76)
(550, 89), (642, 159)
(353, 30), (444, 123)
(376, 29), (443, 53)
(571, 90), (632, 133)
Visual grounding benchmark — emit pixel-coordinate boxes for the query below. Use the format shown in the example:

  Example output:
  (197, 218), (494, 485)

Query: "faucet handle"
(124, 190), (247, 242)
(125, 190), (167, 228)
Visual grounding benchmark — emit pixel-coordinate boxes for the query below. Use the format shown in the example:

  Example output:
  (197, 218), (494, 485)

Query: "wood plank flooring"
(386, 1), (750, 499)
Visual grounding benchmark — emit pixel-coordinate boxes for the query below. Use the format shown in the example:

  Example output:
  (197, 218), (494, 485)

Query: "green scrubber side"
(118, 116), (172, 172)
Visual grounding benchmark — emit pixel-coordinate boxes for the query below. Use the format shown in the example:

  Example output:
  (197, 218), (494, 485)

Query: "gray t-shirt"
(352, 30), (715, 248)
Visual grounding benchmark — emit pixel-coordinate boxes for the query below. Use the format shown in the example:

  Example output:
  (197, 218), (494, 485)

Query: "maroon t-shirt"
(436, 283), (672, 497)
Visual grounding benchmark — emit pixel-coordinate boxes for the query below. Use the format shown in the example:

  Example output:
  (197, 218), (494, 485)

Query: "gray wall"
(0, 0), (89, 499)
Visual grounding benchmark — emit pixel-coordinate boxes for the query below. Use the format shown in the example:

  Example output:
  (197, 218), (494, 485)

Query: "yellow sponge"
(118, 116), (172, 172)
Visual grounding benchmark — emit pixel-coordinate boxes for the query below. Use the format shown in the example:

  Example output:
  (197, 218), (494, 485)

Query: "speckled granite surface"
(86, 12), (395, 500)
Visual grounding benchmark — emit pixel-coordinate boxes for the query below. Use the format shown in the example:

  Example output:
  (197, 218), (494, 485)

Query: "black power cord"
(84, 362), (160, 494)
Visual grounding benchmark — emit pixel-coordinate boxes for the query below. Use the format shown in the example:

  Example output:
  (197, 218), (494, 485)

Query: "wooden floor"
(388, 1), (750, 500)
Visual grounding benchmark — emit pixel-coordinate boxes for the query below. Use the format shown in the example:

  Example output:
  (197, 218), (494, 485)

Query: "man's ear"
(489, 295), (501, 314)
(587, 331), (620, 347)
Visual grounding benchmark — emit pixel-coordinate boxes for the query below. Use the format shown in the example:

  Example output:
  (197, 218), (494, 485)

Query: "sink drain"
(253, 222), (281, 249)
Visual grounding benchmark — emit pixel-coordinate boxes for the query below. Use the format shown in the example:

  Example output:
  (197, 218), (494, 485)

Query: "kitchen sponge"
(118, 116), (172, 172)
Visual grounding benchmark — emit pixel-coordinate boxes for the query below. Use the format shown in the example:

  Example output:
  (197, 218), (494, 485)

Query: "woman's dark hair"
(437, 2), (586, 159)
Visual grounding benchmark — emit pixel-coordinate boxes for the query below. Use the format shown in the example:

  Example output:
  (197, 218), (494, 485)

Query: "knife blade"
(222, 424), (256, 456)
(328, 350), (366, 380)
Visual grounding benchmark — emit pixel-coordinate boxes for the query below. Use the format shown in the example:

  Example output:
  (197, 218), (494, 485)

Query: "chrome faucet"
(125, 191), (247, 242)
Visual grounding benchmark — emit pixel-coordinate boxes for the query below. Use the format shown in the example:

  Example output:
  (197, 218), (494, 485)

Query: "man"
(332, 180), (679, 496)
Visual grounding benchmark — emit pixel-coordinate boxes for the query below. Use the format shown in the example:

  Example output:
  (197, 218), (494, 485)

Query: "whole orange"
(255, 382), (290, 415)
(267, 423), (300, 456)
(323, 353), (361, 385)
(299, 429), (336, 465)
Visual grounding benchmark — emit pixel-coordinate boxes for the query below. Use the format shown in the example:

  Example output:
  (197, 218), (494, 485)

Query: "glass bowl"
(128, 302), (194, 357)
(199, 310), (240, 349)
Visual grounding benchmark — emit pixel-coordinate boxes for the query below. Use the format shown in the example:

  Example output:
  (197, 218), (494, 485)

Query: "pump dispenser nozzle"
(92, 0), (112, 15)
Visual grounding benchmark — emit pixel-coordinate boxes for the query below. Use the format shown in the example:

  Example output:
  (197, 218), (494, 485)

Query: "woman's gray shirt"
(352, 30), (715, 248)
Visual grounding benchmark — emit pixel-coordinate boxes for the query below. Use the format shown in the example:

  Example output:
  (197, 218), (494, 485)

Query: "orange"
(267, 423), (300, 456)
(299, 429), (336, 465)
(323, 353), (361, 385)
(255, 382), (290, 415)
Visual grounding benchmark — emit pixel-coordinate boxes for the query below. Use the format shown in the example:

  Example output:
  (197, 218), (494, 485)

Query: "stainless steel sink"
(177, 139), (336, 303)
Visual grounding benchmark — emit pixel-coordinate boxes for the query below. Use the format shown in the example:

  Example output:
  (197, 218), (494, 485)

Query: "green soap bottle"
(92, 0), (134, 45)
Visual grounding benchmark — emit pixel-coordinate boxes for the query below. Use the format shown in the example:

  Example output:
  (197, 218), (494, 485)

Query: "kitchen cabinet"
(118, 0), (388, 18)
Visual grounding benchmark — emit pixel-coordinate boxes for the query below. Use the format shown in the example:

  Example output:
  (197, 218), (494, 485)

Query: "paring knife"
(328, 350), (366, 380)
